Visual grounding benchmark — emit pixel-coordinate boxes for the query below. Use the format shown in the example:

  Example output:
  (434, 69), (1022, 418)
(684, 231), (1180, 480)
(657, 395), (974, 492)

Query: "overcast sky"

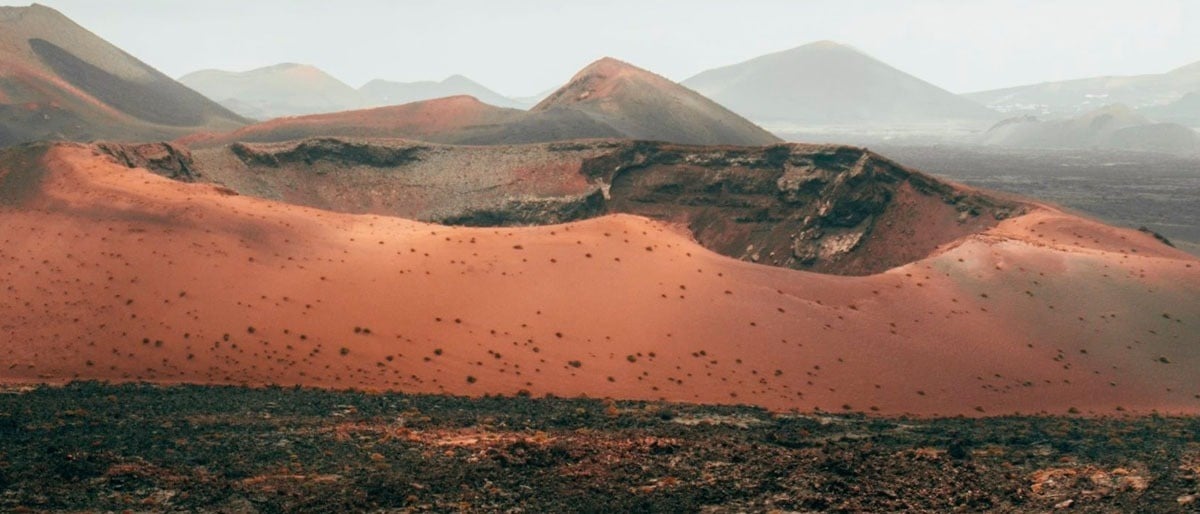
(23, 0), (1200, 97)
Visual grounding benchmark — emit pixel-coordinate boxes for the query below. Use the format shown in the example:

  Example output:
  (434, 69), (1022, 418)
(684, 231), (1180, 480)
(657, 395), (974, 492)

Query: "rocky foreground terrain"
(1, 383), (1198, 513)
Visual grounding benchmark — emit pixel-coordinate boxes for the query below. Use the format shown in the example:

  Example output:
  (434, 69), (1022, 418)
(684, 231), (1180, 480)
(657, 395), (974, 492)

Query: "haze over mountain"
(178, 63), (364, 120)
(982, 104), (1200, 155)
(191, 58), (780, 147)
(510, 87), (556, 108)
(682, 41), (998, 128)
(967, 61), (1200, 118)
(1140, 91), (1200, 128)
(0, 4), (244, 146)
(359, 74), (522, 109)
(180, 62), (529, 120)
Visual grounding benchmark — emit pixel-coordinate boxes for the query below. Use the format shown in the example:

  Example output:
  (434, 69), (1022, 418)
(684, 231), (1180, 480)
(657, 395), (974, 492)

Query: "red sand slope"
(180, 95), (523, 146)
(1, 143), (1198, 417)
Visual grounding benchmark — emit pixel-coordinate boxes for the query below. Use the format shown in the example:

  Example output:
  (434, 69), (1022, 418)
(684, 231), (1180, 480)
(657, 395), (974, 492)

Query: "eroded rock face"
(165, 138), (1022, 275)
(588, 142), (1019, 274)
(229, 138), (427, 168)
(95, 142), (198, 182)
(440, 193), (607, 227)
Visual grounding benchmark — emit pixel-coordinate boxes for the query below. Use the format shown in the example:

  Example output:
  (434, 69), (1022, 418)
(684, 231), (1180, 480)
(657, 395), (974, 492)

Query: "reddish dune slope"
(1, 143), (1198, 417)
(184, 96), (527, 146)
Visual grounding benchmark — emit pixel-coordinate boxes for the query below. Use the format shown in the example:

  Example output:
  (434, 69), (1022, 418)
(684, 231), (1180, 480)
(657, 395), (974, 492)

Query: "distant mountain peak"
(682, 42), (996, 125)
(582, 56), (631, 68)
(262, 63), (330, 76)
(563, 57), (642, 84)
(178, 62), (361, 119)
(531, 57), (780, 145)
(1169, 60), (1200, 75)
(533, 57), (660, 111)
(797, 40), (859, 52)
(441, 74), (483, 87)
(355, 74), (520, 109)
(0, 3), (64, 20)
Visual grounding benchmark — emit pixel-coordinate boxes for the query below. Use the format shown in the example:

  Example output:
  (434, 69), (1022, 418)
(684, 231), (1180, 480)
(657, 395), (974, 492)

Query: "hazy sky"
(23, 0), (1200, 97)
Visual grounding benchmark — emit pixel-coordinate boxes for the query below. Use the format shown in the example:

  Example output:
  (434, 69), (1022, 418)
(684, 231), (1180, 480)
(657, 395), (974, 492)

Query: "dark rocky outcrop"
(229, 138), (427, 168)
(581, 142), (1018, 274)
(440, 192), (608, 227)
(95, 142), (199, 182)
(1138, 226), (1175, 248)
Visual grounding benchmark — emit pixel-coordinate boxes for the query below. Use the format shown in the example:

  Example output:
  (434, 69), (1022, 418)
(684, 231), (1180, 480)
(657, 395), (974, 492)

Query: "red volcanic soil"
(2, 143), (1199, 417)
(182, 96), (523, 146)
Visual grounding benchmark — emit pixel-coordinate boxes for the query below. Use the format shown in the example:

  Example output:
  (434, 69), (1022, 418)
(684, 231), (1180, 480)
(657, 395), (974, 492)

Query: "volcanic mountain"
(982, 104), (1200, 155)
(181, 65), (525, 118)
(179, 63), (365, 120)
(531, 57), (781, 145)
(681, 41), (998, 127)
(967, 61), (1200, 117)
(188, 58), (781, 147)
(359, 74), (522, 109)
(0, 4), (245, 147)
(2, 140), (1197, 417)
